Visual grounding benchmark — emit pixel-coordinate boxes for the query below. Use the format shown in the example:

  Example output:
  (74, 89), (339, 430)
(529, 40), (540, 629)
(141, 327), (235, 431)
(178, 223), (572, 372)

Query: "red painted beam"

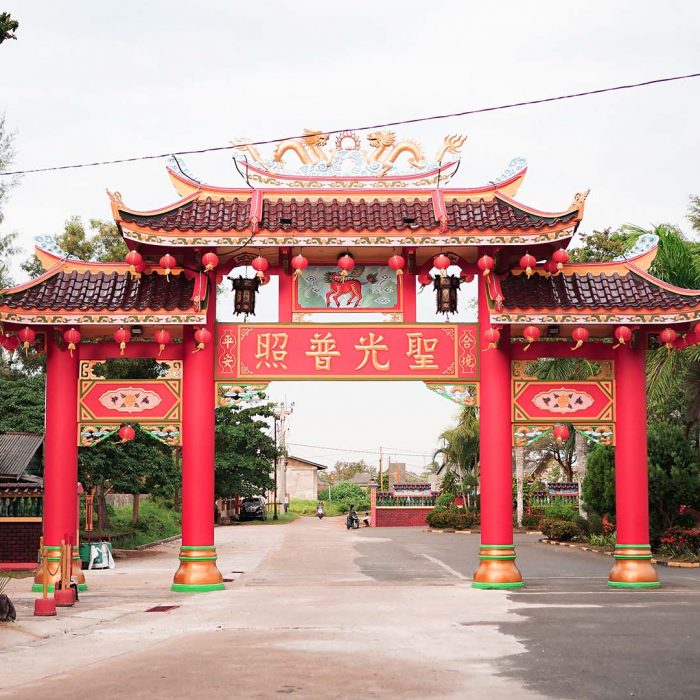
(510, 341), (616, 361)
(79, 342), (183, 361)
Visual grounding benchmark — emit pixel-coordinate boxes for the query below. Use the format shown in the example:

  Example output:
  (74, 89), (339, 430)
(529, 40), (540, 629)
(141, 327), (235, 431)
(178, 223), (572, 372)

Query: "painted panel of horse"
(294, 265), (401, 312)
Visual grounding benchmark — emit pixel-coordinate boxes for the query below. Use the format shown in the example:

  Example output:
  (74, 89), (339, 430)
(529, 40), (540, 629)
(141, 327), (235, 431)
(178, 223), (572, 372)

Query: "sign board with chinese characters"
(216, 324), (478, 381)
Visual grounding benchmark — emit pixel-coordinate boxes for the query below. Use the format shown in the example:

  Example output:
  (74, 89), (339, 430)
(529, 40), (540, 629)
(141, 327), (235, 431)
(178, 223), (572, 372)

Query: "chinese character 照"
(255, 333), (289, 370)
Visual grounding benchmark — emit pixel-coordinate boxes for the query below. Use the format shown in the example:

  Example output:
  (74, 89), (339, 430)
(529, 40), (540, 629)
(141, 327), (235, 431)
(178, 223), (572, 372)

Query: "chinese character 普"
(305, 332), (341, 371)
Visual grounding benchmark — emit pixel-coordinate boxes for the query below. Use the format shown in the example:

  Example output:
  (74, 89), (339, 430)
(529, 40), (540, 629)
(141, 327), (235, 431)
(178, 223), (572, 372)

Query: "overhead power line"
(1, 71), (698, 177)
(288, 441), (431, 458)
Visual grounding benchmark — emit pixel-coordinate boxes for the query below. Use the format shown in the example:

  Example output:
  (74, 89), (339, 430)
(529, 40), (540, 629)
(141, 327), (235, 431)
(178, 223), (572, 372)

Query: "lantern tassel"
(119, 341), (126, 356)
(293, 269), (303, 279)
(486, 342), (497, 350)
(257, 270), (264, 280)
(340, 270), (348, 278)
(193, 342), (205, 353)
(482, 269), (490, 277)
(396, 268), (403, 276)
(165, 270), (170, 282)
(523, 342), (532, 351)
(68, 342), (76, 357)
(526, 266), (533, 278)
(572, 340), (583, 351)
(205, 263), (214, 272)
(158, 343), (165, 357)
(665, 342), (674, 351)
(613, 339), (625, 349)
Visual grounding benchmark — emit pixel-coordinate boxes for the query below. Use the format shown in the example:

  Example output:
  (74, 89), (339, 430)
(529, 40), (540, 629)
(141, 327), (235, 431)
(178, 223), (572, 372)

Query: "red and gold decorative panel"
(79, 379), (181, 422)
(512, 380), (613, 423)
(216, 323), (478, 381)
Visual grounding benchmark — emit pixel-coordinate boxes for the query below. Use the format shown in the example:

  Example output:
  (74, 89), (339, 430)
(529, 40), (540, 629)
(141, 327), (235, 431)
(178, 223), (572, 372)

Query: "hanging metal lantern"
(519, 253), (536, 278)
(338, 253), (355, 278)
(63, 328), (81, 357)
(571, 326), (590, 350)
(291, 253), (309, 278)
(659, 327), (677, 350)
(159, 253), (176, 280)
(477, 254), (495, 277)
(18, 327), (36, 354)
(154, 328), (171, 357)
(118, 425), (135, 442)
(484, 327), (500, 350)
(201, 252), (219, 272)
(553, 424), (570, 444)
(231, 276), (260, 316)
(433, 274), (460, 314)
(251, 255), (269, 280)
(388, 254), (406, 276)
(613, 325), (632, 348)
(522, 325), (541, 350)
(114, 327), (132, 356)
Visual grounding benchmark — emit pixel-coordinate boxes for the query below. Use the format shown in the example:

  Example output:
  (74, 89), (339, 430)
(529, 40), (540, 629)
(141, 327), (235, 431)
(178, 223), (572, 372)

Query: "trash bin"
(88, 542), (114, 570)
(79, 543), (91, 569)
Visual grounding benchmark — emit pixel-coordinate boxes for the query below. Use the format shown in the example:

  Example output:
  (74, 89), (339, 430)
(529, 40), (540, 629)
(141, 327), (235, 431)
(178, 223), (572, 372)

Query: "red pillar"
(473, 276), (522, 588)
(278, 266), (293, 323)
(608, 331), (659, 588)
(402, 272), (417, 323)
(33, 330), (85, 592)
(172, 273), (224, 592)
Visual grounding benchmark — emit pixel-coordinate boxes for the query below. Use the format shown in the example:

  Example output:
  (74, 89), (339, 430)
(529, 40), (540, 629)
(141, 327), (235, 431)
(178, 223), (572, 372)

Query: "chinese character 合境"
(255, 333), (288, 370)
(406, 332), (439, 370)
(305, 332), (341, 371)
(354, 332), (390, 371)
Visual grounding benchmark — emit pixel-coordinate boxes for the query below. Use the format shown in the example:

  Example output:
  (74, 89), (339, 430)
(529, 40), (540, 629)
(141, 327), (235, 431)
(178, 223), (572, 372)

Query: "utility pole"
(378, 446), (383, 491)
(273, 401), (294, 516)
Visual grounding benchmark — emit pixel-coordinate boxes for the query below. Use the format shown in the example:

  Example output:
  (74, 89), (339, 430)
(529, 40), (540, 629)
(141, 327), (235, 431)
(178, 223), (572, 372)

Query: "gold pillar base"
(472, 545), (523, 589)
(72, 548), (86, 588)
(608, 545), (659, 588)
(171, 546), (224, 592)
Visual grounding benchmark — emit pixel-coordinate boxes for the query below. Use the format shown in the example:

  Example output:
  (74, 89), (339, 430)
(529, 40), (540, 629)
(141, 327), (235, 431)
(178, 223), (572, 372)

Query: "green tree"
(214, 404), (277, 499)
(0, 13), (18, 43)
(581, 445), (615, 517)
(569, 227), (637, 263)
(330, 459), (370, 484)
(0, 373), (45, 432)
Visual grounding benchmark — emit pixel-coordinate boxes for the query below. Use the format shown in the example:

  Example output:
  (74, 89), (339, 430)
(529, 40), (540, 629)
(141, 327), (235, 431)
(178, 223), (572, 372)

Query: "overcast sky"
(2, 2), (699, 471)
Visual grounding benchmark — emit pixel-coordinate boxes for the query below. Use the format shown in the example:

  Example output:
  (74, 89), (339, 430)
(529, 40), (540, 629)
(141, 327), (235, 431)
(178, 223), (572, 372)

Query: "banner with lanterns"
(216, 323), (479, 380)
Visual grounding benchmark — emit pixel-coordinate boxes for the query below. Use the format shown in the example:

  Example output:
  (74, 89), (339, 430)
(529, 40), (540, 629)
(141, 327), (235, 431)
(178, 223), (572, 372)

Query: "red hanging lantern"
(552, 248), (570, 272)
(433, 253), (451, 277)
(200, 252), (219, 272)
(571, 326), (590, 350)
(0, 333), (8, 350)
(154, 328), (171, 357)
(193, 327), (212, 352)
(291, 253), (309, 278)
(522, 325), (541, 350)
(674, 335), (688, 351)
(553, 424), (570, 444)
(388, 254), (406, 276)
(338, 253), (355, 278)
(63, 328), (81, 357)
(418, 272), (433, 287)
(260, 271), (271, 286)
(118, 425), (135, 442)
(613, 325), (632, 348)
(477, 254), (495, 277)
(543, 260), (559, 276)
(659, 327), (677, 350)
(484, 327), (500, 350)
(18, 327), (36, 354)
(685, 329), (699, 347)
(251, 255), (269, 280)
(4, 335), (19, 352)
(114, 327), (132, 356)
(519, 253), (537, 278)
(159, 253), (176, 280)
(125, 250), (143, 271)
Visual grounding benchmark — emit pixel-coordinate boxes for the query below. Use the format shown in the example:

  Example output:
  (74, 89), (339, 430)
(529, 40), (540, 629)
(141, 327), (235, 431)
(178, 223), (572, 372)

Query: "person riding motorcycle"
(346, 504), (359, 529)
(316, 502), (325, 519)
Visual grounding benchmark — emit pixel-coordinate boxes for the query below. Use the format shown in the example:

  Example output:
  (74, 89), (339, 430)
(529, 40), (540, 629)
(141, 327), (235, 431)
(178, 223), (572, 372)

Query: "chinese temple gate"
(3, 129), (700, 592)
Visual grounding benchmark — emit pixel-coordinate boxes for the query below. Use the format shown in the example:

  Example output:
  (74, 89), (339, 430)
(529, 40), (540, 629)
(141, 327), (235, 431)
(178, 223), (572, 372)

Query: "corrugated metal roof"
(0, 432), (43, 479)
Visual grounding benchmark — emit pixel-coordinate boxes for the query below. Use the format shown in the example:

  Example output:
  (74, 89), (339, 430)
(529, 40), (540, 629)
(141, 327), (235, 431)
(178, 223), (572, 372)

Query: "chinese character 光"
(255, 333), (288, 370)
(406, 332), (439, 369)
(305, 332), (341, 371)
(354, 332), (390, 371)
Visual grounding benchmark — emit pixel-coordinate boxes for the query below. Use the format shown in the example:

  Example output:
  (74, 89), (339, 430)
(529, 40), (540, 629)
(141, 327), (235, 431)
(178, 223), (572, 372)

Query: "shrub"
(436, 492), (455, 508)
(427, 506), (479, 530)
(658, 527), (700, 557)
(521, 513), (542, 529)
(540, 518), (580, 541)
(572, 514), (590, 535)
(587, 512), (604, 535)
(543, 501), (578, 522)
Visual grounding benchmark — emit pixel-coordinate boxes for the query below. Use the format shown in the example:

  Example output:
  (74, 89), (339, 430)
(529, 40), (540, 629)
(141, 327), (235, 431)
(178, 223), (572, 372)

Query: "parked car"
(239, 496), (267, 521)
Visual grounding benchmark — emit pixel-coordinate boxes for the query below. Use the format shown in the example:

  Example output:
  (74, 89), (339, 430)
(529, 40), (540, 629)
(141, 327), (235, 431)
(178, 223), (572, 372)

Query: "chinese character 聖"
(406, 332), (439, 370)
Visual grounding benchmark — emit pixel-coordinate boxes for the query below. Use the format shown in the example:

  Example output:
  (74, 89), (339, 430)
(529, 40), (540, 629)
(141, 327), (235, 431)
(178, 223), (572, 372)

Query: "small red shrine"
(2, 129), (699, 591)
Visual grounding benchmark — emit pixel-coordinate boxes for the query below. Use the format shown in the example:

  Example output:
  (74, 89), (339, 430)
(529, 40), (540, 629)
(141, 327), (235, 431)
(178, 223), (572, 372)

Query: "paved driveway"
(1, 519), (698, 699)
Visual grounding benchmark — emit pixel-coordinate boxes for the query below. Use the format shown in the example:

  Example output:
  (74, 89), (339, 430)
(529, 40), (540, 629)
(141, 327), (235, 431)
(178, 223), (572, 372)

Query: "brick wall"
(0, 522), (42, 563)
(375, 507), (432, 527)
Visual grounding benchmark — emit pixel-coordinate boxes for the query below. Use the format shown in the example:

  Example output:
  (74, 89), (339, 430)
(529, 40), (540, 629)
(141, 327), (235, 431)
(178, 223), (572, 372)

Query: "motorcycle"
(316, 504), (325, 519)
(346, 509), (359, 530)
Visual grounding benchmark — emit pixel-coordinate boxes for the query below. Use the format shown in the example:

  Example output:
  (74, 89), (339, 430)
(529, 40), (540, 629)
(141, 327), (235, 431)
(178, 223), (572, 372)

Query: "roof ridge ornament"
(570, 189), (590, 210)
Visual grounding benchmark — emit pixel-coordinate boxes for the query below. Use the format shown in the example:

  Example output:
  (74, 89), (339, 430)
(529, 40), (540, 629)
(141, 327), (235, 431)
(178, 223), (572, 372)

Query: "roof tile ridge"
(493, 190), (583, 219)
(0, 260), (66, 296)
(629, 264), (700, 297)
(114, 190), (202, 218)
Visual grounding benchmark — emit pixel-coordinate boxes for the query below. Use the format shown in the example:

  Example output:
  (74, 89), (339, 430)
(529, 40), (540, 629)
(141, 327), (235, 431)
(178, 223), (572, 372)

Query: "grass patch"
(106, 500), (181, 549)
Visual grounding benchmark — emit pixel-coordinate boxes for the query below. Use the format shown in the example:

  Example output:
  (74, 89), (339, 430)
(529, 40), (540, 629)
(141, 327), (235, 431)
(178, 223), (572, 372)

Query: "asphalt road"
(2, 522), (699, 699)
(357, 529), (700, 699)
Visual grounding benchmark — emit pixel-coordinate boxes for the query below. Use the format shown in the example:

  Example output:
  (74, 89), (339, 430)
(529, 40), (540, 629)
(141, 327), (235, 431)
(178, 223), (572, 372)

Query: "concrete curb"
(539, 538), (700, 567)
(426, 529), (542, 535)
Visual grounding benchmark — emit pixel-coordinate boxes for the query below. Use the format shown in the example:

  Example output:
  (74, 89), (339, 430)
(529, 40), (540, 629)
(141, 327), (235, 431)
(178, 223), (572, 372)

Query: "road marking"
(421, 553), (470, 580)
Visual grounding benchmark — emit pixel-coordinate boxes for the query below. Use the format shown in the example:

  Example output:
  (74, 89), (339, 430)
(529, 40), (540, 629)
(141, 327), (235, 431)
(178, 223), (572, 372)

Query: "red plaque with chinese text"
(216, 324), (478, 380)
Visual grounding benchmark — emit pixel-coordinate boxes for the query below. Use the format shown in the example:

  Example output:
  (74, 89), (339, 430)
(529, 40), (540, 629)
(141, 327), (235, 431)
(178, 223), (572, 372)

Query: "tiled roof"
(119, 196), (578, 233)
(1, 270), (196, 313)
(0, 432), (43, 479)
(500, 271), (700, 311)
(0, 481), (43, 494)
